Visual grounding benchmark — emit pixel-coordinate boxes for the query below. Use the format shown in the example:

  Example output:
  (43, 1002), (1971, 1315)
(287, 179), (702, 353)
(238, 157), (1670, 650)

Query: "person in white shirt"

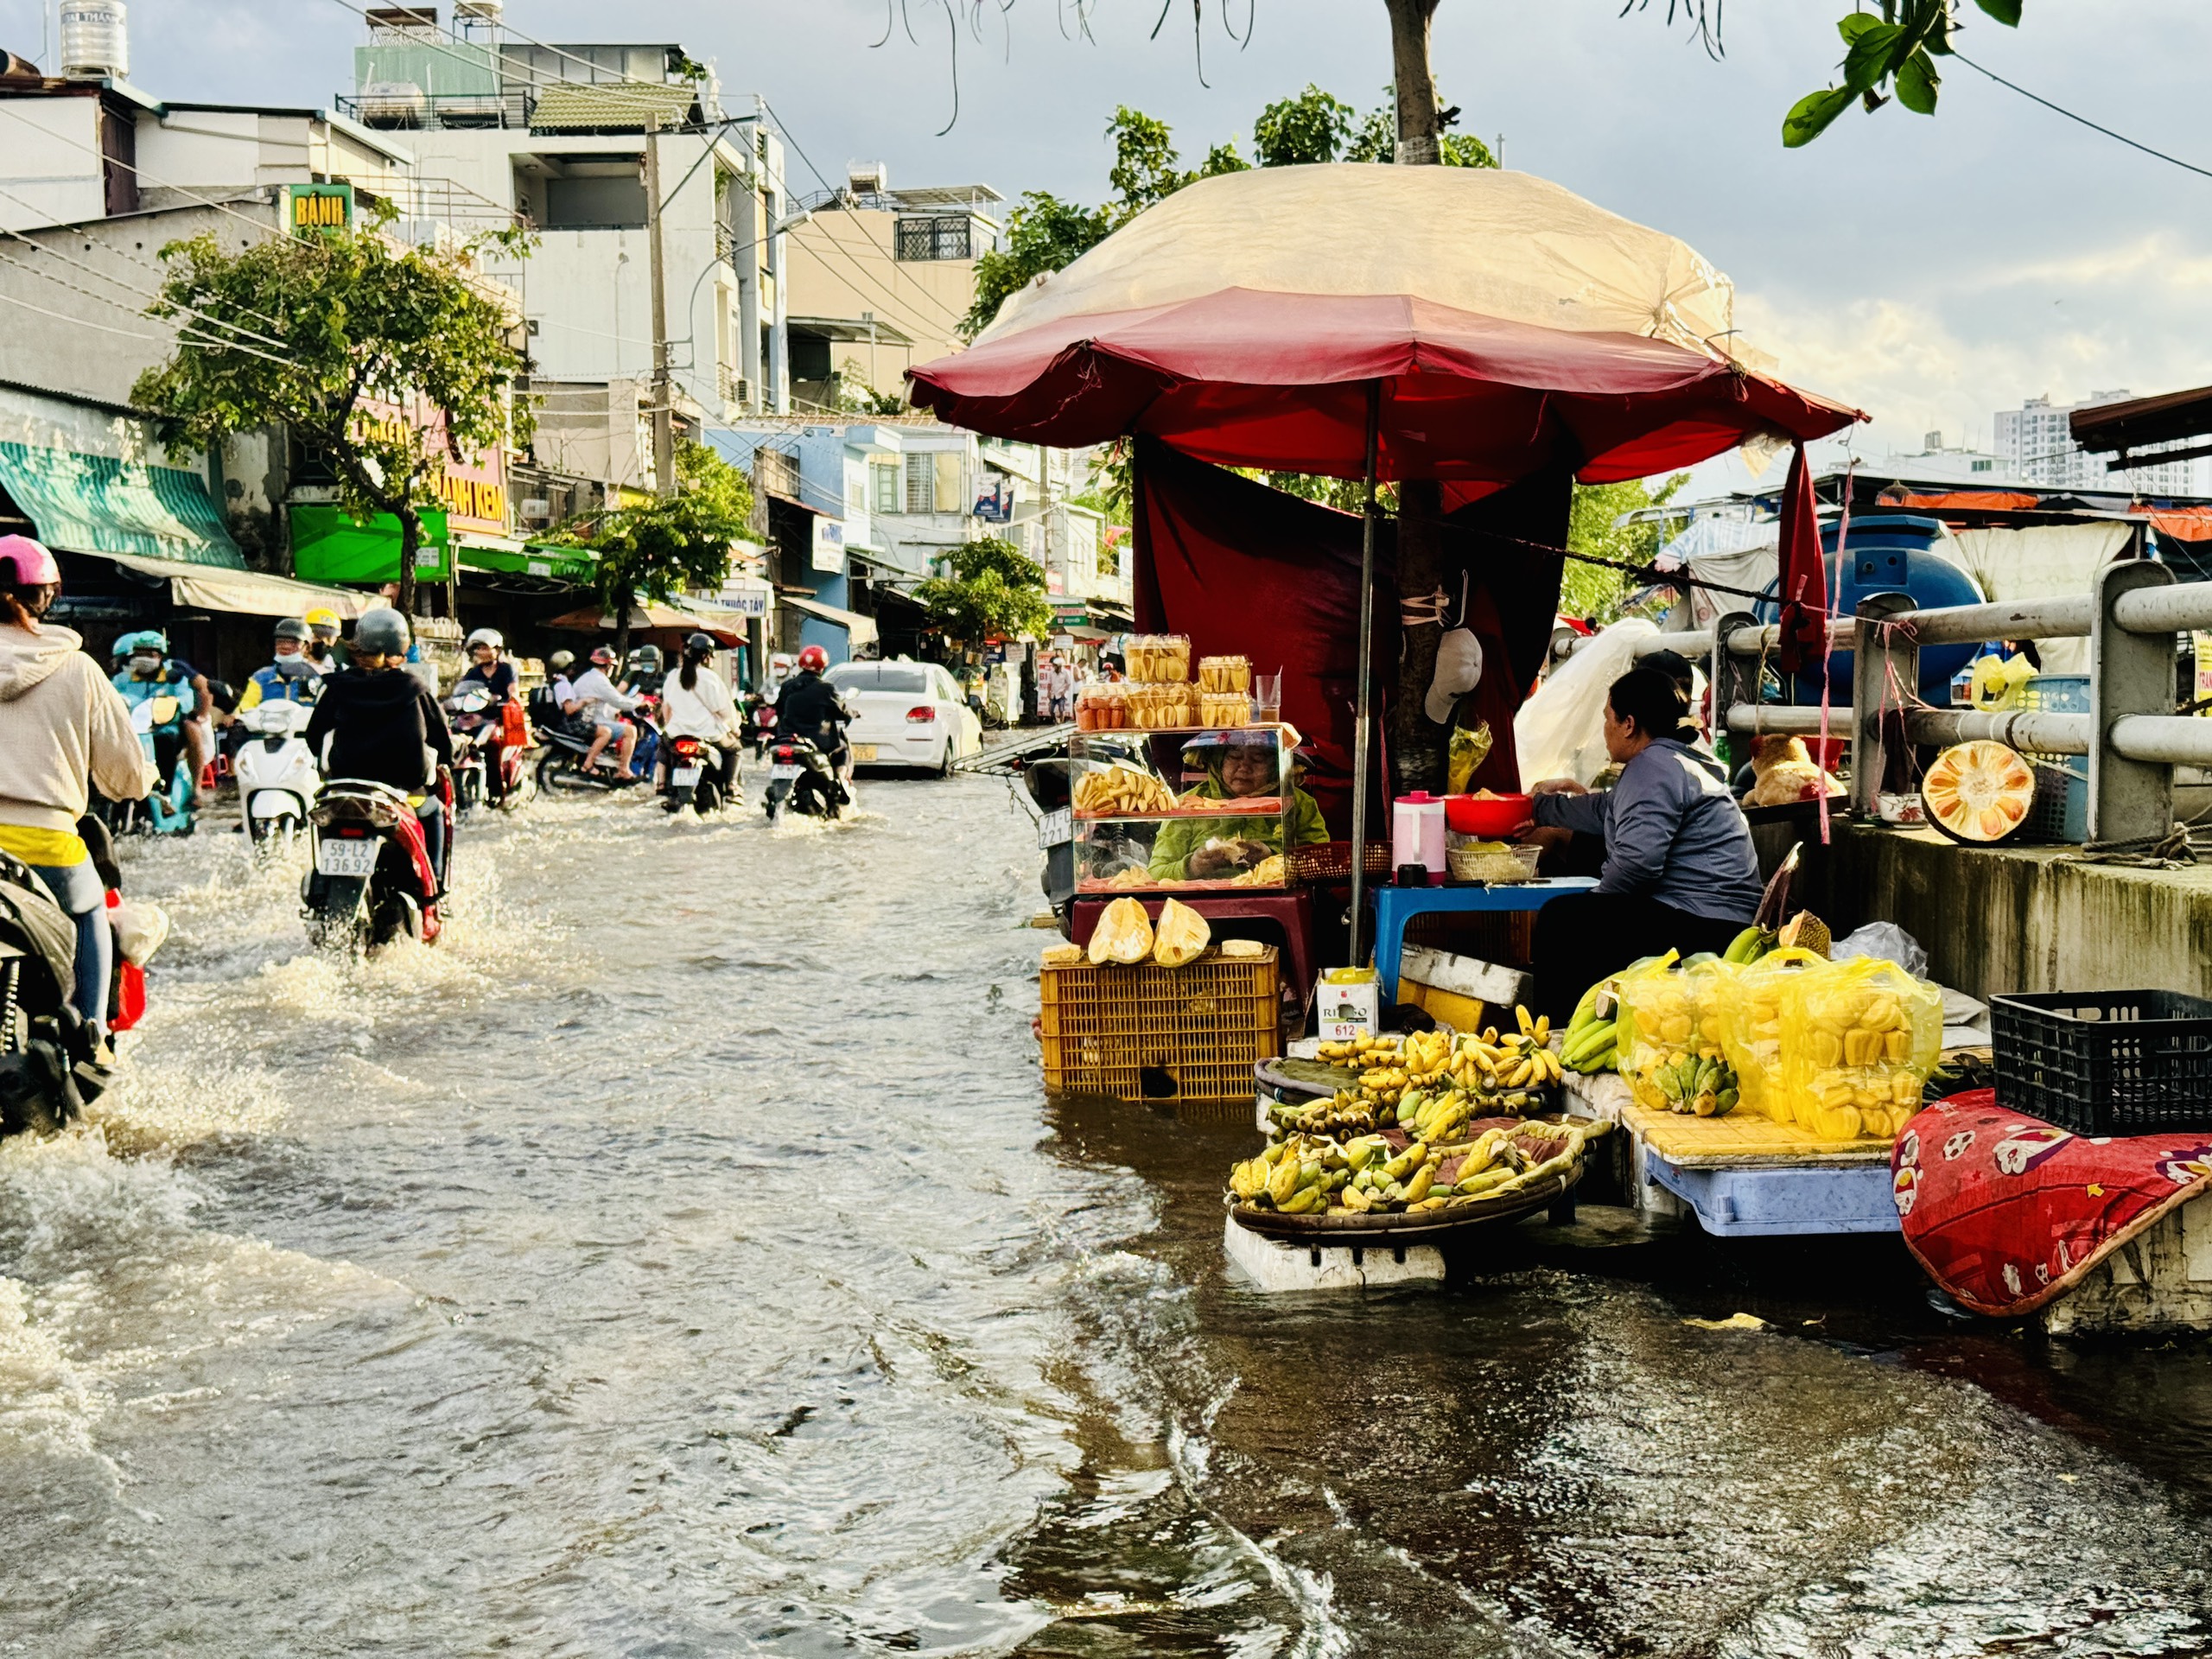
(570, 645), (641, 783)
(659, 632), (743, 801)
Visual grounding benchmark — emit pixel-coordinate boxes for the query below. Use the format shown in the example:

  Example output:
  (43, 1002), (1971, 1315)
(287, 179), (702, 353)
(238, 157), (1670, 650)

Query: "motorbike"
(301, 776), (450, 952)
(107, 693), (196, 836)
(762, 734), (849, 823)
(232, 697), (321, 849)
(444, 684), (537, 816)
(660, 734), (734, 816)
(740, 691), (777, 760)
(534, 708), (660, 796)
(0, 852), (110, 1139)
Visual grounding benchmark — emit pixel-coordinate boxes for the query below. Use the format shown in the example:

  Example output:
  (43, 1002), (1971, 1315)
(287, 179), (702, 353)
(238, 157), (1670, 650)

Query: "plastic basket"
(2023, 674), (2092, 715)
(1040, 949), (1281, 1103)
(1990, 988), (2212, 1135)
(1287, 842), (1393, 886)
(2023, 758), (2087, 844)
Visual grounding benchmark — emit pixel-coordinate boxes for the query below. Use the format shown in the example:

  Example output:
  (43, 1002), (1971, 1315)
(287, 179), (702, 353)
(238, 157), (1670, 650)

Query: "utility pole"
(645, 113), (675, 500)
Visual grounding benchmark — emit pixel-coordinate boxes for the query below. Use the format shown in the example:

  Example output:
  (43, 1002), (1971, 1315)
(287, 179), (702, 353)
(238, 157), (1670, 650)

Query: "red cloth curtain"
(1131, 438), (1568, 834)
(1777, 442), (1829, 673)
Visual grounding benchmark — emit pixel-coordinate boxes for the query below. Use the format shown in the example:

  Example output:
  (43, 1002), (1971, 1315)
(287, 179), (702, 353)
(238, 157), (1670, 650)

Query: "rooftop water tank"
(1753, 514), (1986, 704)
(59, 2), (128, 81)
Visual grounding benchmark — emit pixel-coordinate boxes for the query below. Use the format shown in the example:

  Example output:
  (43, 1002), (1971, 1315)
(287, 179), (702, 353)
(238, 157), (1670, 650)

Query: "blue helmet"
(115, 628), (168, 658)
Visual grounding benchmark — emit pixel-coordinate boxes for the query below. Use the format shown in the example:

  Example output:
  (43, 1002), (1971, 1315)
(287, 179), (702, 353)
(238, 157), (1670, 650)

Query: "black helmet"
(683, 631), (716, 657)
(631, 644), (663, 671)
(353, 607), (411, 657)
(273, 616), (310, 643)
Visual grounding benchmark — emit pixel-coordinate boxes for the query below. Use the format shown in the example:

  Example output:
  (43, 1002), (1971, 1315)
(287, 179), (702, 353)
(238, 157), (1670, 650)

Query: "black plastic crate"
(1990, 989), (2212, 1136)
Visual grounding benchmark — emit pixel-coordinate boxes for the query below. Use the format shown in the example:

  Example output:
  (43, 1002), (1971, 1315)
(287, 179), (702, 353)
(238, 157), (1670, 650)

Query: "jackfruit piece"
(1151, 898), (1211, 968)
(1042, 943), (1084, 967)
(1089, 897), (1155, 965)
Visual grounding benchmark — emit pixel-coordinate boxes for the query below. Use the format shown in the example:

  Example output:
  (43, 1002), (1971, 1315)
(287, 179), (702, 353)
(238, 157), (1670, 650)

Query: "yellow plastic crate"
(1040, 948), (1281, 1103)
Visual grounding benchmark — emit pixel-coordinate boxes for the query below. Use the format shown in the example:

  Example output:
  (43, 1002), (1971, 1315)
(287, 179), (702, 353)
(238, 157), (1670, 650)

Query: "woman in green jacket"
(1148, 730), (1328, 881)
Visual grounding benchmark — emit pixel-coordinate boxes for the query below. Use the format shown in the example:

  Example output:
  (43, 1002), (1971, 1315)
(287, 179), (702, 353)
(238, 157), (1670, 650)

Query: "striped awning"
(0, 441), (243, 568)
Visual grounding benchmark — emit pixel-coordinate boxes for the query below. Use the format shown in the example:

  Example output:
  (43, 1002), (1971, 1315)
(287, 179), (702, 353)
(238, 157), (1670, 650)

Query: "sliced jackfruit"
(1152, 898), (1211, 968)
(1089, 896), (1155, 965)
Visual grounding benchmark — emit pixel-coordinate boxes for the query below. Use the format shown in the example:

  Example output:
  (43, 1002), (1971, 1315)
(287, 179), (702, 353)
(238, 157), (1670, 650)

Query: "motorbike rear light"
(906, 706), (938, 723)
(774, 746), (794, 761)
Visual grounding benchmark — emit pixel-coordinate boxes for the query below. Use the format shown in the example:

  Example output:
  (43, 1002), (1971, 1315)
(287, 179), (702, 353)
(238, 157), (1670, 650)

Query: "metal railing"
(1617, 526), (2212, 845)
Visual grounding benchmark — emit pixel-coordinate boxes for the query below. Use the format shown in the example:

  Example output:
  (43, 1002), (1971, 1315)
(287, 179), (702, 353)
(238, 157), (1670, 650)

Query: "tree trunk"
(1385, 0), (1448, 791)
(397, 505), (421, 619)
(613, 580), (634, 669)
(1385, 0), (1444, 166)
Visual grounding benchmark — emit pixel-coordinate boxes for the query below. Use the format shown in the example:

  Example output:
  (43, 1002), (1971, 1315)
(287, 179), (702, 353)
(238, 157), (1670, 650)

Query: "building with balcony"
(782, 168), (1001, 411)
(1996, 392), (2207, 496)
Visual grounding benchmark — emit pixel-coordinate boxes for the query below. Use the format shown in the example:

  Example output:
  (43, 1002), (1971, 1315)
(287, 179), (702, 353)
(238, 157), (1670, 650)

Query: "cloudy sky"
(6, 0), (2207, 483)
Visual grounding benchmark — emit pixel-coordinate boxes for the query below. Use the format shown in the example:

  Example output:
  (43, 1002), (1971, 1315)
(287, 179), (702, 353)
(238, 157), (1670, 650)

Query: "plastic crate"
(1040, 948), (1281, 1103)
(2023, 758), (2087, 844)
(1990, 988), (2212, 1135)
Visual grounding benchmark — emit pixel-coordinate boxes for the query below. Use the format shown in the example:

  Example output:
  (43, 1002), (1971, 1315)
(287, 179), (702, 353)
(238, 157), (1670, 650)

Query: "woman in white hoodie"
(0, 537), (156, 1027)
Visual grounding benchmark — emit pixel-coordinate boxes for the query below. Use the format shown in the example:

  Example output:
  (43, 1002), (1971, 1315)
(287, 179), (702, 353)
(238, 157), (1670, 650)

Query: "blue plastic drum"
(1754, 514), (1985, 704)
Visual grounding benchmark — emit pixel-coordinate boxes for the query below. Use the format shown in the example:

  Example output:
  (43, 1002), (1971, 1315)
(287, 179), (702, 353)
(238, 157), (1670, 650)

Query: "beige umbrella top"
(978, 163), (1770, 372)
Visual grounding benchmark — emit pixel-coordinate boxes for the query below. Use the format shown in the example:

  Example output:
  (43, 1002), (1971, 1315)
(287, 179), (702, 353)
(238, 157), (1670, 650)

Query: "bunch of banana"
(1268, 1090), (1381, 1138)
(1316, 1033), (1401, 1067)
(1399, 1028), (1454, 1085)
(1723, 924), (1777, 965)
(1398, 1088), (1478, 1146)
(1652, 1051), (1739, 1116)
(1560, 981), (1618, 1074)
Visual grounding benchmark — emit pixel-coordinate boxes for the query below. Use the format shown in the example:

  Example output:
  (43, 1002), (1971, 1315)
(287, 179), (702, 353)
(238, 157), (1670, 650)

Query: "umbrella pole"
(1348, 380), (1382, 971)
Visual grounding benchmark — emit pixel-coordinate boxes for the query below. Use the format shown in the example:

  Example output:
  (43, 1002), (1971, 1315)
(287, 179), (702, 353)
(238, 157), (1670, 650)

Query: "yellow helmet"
(304, 606), (342, 633)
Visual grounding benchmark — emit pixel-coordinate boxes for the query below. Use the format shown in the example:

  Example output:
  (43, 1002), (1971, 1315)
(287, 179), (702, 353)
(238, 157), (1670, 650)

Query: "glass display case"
(1070, 723), (1295, 894)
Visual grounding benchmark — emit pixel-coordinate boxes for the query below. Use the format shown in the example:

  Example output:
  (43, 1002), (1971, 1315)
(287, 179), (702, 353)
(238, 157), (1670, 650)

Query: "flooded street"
(1, 775), (2207, 1656)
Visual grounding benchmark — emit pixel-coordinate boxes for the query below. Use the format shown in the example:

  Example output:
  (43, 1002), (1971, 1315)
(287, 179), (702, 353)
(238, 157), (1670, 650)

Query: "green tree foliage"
(960, 84), (1493, 340)
(1560, 475), (1690, 624)
(916, 537), (1054, 652)
(133, 219), (529, 613)
(1783, 1), (2021, 145)
(558, 441), (755, 661)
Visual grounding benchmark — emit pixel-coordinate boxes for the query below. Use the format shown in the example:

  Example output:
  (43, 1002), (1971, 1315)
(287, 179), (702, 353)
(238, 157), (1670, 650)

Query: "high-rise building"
(1994, 393), (2204, 496)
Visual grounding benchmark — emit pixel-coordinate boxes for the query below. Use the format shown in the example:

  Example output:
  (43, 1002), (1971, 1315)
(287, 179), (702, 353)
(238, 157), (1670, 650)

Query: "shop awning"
(459, 540), (598, 585)
(105, 551), (377, 620)
(0, 441), (244, 568)
(781, 592), (880, 649)
(545, 592), (755, 642)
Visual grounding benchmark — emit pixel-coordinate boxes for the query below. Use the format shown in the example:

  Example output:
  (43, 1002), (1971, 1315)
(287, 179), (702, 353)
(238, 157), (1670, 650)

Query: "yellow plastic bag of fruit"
(1614, 952), (1694, 1113)
(1777, 954), (1942, 1141)
(1718, 947), (1824, 1125)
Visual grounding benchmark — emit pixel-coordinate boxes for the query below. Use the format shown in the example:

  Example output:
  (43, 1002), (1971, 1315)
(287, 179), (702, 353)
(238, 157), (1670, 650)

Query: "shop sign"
(283, 183), (354, 237)
(974, 476), (1014, 523)
(351, 396), (510, 538)
(811, 517), (846, 574)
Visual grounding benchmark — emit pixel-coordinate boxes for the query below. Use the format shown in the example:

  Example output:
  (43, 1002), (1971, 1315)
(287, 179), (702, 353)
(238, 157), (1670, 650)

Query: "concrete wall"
(1802, 823), (2212, 1001)
(783, 204), (978, 385)
(0, 96), (107, 228)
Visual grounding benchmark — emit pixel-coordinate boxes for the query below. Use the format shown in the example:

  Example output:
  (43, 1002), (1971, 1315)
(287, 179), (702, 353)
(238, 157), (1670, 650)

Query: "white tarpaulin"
(1658, 517), (1782, 628)
(980, 165), (1770, 372)
(1516, 618), (1661, 789)
(1948, 524), (2134, 675)
(106, 552), (374, 620)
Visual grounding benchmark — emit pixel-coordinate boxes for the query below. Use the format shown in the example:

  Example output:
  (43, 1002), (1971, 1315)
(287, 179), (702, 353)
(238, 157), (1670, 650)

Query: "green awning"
(290, 503), (452, 584)
(0, 441), (243, 569)
(459, 541), (598, 585)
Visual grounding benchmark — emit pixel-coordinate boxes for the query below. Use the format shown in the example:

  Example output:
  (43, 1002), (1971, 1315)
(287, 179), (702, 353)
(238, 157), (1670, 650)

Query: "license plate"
(852, 745), (877, 762)
(1039, 807), (1073, 849)
(671, 766), (702, 786)
(316, 836), (378, 878)
(770, 764), (801, 782)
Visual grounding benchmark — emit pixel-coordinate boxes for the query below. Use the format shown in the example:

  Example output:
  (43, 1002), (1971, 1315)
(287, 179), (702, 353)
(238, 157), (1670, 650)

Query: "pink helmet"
(0, 535), (59, 587)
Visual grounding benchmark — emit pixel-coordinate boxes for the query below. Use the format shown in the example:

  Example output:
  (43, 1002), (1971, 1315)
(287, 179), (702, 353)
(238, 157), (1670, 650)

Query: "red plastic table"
(1069, 891), (1317, 1001)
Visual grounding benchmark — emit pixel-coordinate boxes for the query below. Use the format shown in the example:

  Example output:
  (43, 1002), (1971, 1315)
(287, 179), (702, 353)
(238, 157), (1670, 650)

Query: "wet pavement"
(0, 774), (2205, 1656)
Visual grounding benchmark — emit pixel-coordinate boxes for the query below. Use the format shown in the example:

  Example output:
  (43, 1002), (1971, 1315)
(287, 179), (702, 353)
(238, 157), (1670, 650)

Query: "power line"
(0, 248), (299, 369)
(0, 281), (165, 340)
(1955, 53), (2212, 182)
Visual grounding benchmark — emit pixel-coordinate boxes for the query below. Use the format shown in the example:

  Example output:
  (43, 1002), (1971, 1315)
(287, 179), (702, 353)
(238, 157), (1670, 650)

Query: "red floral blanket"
(1891, 1089), (2212, 1317)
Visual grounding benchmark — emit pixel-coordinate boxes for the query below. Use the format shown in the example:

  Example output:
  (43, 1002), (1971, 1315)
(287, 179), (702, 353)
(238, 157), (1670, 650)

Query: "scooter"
(301, 776), (449, 953)
(232, 698), (321, 850)
(660, 734), (732, 817)
(107, 694), (196, 836)
(534, 710), (659, 796)
(741, 692), (777, 760)
(762, 734), (849, 823)
(444, 685), (537, 815)
(0, 850), (110, 1140)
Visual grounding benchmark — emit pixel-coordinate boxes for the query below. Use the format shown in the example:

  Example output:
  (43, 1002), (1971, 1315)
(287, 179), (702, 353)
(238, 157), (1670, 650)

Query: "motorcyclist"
(111, 629), (213, 806)
(302, 607), (347, 676)
(569, 645), (641, 783)
(0, 537), (155, 1031)
(626, 644), (666, 698)
(303, 608), (454, 889)
(236, 618), (323, 714)
(453, 628), (519, 804)
(772, 644), (853, 769)
(659, 632), (742, 804)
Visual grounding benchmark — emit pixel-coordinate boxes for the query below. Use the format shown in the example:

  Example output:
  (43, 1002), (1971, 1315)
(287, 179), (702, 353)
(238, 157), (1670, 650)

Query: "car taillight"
(906, 706), (937, 723)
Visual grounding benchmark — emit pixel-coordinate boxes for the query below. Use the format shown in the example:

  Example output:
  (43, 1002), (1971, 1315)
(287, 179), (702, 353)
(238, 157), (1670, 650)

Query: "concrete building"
(781, 170), (1002, 410)
(334, 6), (798, 430)
(1995, 393), (2206, 496)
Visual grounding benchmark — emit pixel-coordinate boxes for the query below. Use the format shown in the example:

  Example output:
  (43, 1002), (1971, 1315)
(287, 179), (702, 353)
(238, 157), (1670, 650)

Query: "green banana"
(1562, 1020), (1617, 1065)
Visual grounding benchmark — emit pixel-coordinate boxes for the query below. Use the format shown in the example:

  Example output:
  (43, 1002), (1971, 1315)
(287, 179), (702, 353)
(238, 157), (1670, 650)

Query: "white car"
(824, 660), (985, 777)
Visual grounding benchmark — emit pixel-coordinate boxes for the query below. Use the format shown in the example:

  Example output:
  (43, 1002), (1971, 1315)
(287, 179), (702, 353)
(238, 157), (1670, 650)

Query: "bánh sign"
(283, 183), (354, 236)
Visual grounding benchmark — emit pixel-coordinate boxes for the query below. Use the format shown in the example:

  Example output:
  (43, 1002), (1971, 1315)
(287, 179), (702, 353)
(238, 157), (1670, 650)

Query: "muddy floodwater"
(0, 775), (2206, 1656)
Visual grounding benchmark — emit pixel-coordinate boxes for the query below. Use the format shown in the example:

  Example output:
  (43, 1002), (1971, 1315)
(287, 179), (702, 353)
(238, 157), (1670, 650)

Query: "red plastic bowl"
(1444, 792), (1533, 836)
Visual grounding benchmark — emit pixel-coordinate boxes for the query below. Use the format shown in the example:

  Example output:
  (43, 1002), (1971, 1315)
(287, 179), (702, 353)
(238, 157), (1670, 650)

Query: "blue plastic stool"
(1368, 879), (1598, 1001)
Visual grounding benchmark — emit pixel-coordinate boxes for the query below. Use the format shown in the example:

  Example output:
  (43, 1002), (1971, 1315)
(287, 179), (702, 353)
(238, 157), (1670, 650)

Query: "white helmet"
(466, 627), (505, 652)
